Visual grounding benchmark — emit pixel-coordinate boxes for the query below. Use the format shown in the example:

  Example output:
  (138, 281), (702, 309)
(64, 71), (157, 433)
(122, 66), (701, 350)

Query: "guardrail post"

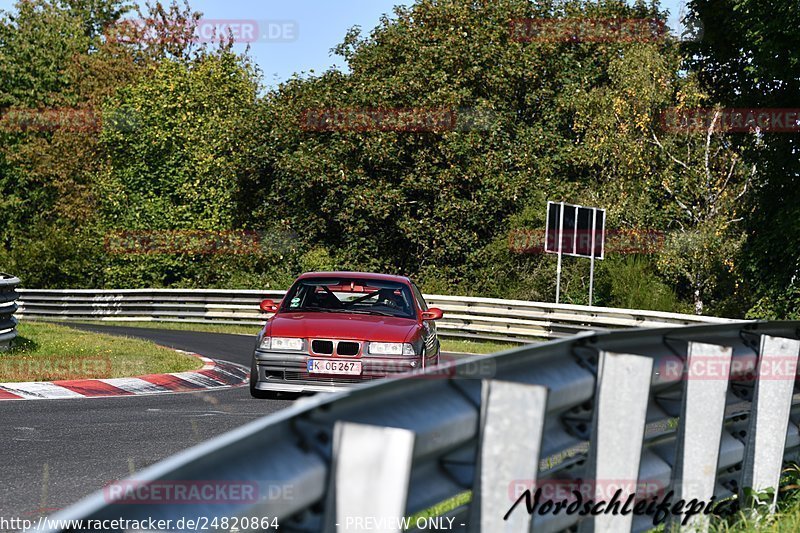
(670, 342), (733, 531)
(579, 351), (654, 533)
(740, 334), (800, 511)
(469, 380), (548, 533)
(324, 422), (416, 533)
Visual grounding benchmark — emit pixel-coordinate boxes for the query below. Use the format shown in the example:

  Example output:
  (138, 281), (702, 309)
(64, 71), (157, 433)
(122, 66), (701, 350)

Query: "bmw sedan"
(250, 272), (443, 398)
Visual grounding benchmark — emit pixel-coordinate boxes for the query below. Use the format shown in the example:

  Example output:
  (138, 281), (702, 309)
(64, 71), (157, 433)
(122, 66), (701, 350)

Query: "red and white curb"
(0, 350), (248, 401)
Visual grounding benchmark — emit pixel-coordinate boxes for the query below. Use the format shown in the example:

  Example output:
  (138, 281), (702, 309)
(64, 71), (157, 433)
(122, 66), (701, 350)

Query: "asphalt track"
(0, 324), (467, 525)
(0, 325), (288, 523)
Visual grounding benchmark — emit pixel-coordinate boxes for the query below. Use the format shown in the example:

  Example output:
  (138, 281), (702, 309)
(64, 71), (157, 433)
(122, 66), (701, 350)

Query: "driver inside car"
(376, 288), (409, 314)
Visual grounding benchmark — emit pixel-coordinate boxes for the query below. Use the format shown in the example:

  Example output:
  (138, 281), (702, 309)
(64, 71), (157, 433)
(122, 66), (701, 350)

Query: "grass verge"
(1, 322), (202, 382)
(65, 320), (524, 354)
(706, 466), (800, 532)
(71, 320), (261, 336)
(440, 338), (526, 354)
(406, 491), (471, 530)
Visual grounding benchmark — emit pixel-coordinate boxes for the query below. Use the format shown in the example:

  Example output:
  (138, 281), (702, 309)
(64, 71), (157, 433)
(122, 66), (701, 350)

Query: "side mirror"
(260, 299), (279, 313)
(421, 308), (443, 321)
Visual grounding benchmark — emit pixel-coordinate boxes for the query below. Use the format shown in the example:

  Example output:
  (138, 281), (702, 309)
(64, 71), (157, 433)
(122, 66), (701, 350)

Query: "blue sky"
(158, 0), (416, 88)
(0, 0), (690, 89)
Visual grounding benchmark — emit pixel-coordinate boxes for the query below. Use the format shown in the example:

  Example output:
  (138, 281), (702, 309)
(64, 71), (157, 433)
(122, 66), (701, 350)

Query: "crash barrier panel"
(16, 289), (732, 343)
(39, 320), (800, 533)
(0, 274), (20, 351)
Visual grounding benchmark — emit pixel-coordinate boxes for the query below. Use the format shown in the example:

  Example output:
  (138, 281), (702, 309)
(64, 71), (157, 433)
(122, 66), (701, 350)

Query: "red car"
(250, 272), (444, 398)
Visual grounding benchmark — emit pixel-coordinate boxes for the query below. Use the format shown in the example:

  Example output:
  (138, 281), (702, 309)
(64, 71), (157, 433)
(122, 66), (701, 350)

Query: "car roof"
(297, 271), (412, 285)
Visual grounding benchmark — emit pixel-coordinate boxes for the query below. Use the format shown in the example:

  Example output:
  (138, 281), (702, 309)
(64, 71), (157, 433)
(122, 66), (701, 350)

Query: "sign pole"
(556, 202), (564, 304)
(589, 208), (597, 306)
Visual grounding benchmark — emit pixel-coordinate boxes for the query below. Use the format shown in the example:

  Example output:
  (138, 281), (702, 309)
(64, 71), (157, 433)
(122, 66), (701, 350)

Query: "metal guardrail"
(15, 289), (732, 342)
(0, 274), (20, 350)
(40, 320), (800, 533)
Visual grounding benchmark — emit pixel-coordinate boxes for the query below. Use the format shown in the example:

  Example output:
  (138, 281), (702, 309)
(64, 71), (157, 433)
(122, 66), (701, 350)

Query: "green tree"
(0, 0), (90, 108)
(97, 49), (262, 286)
(686, 0), (800, 318)
(243, 0), (669, 294)
(0, 0), (253, 289)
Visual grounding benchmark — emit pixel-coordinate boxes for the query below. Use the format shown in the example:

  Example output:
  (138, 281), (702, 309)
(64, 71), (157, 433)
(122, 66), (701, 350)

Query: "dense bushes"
(0, 0), (796, 319)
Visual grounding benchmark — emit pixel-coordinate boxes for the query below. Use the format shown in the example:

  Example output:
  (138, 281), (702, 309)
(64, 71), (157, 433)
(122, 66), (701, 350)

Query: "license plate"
(307, 359), (362, 376)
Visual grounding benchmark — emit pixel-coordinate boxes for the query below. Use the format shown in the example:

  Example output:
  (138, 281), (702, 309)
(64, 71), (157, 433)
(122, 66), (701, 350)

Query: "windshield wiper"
(344, 309), (397, 317)
(284, 307), (399, 317)
(284, 307), (345, 313)
(305, 308), (394, 316)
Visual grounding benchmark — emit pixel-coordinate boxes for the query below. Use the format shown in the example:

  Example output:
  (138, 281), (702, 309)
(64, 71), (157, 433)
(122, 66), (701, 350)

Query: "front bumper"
(252, 349), (421, 393)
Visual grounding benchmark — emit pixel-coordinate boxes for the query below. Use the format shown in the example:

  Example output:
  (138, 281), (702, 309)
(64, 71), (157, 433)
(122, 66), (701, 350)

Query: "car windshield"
(280, 278), (416, 319)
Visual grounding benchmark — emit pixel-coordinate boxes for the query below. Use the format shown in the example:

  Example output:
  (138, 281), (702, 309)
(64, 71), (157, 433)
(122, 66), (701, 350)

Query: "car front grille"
(311, 340), (334, 355)
(337, 341), (360, 356)
(310, 339), (361, 356)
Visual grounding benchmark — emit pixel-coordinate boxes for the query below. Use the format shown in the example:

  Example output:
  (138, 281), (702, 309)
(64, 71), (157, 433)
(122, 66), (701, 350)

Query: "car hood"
(267, 312), (419, 343)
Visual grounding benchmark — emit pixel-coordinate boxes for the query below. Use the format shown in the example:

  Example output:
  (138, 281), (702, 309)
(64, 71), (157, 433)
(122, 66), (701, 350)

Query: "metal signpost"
(545, 201), (606, 305)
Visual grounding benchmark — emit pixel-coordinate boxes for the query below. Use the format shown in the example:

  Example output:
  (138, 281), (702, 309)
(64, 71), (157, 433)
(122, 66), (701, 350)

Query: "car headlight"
(260, 337), (305, 351)
(368, 342), (416, 356)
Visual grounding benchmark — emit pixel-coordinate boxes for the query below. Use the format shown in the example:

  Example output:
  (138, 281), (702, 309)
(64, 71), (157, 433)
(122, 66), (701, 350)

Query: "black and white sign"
(545, 201), (606, 259)
(545, 201), (606, 305)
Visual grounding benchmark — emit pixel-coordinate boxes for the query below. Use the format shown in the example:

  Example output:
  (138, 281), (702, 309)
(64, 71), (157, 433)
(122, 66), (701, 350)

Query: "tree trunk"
(694, 287), (703, 315)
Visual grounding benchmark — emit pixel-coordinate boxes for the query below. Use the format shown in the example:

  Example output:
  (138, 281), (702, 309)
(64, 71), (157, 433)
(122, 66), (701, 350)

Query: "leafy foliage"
(0, 0), (794, 319)
(686, 0), (800, 318)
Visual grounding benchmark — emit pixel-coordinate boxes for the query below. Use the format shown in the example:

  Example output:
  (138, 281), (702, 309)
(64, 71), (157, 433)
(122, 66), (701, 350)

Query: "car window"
(411, 283), (428, 311)
(281, 278), (416, 319)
